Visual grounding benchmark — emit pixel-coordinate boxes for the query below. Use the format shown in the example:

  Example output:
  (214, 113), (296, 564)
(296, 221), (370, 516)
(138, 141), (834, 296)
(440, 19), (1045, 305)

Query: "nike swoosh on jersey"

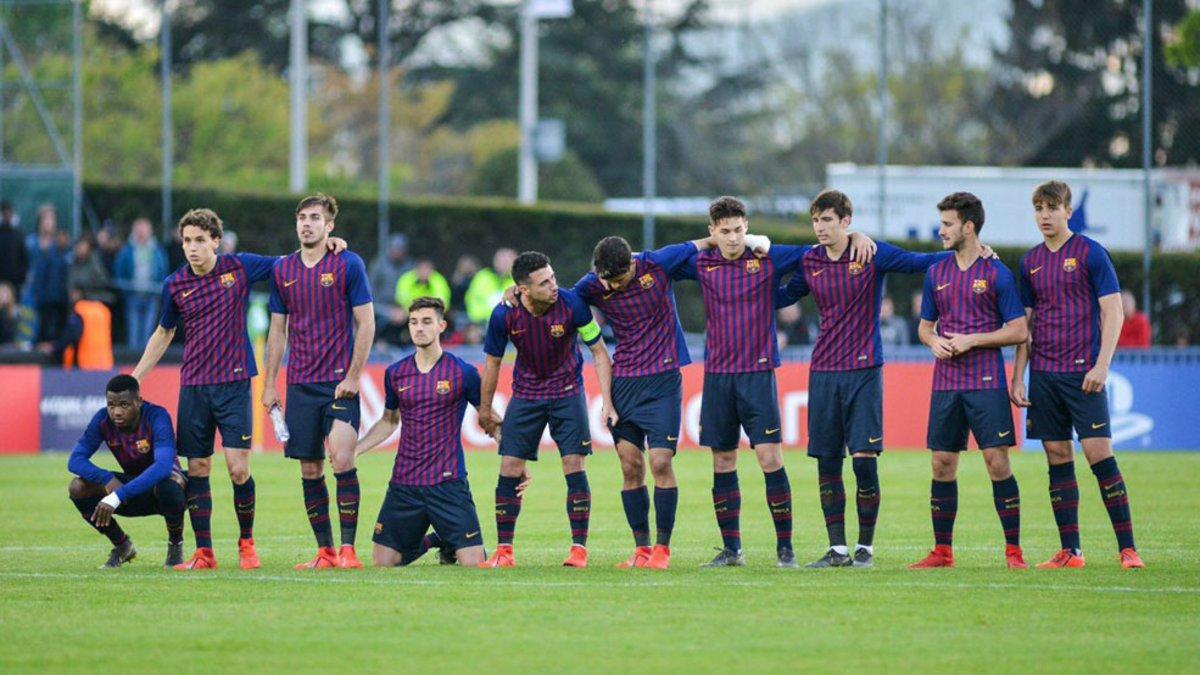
(510, 329), (526, 335)
(705, 265), (720, 272)
(811, 269), (823, 277)
(936, 283), (952, 291)
(1030, 266), (1043, 275)
(181, 288), (198, 298)
(397, 386), (413, 393)
(283, 279), (298, 287)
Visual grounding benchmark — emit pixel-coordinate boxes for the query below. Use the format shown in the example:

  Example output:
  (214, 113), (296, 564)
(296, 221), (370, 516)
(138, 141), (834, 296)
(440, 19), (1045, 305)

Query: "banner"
(10, 357), (1197, 454)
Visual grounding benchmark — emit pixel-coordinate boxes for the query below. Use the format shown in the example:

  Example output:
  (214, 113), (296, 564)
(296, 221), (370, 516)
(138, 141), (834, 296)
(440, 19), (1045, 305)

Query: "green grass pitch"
(1, 449), (1197, 672)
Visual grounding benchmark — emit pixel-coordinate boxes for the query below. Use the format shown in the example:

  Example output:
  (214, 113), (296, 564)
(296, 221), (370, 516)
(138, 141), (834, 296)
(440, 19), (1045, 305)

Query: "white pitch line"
(0, 571), (1195, 596)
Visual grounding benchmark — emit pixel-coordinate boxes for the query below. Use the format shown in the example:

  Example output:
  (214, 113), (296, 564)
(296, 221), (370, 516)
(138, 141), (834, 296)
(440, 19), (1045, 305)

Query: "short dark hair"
(937, 192), (986, 234)
(592, 236), (632, 279)
(512, 251), (551, 285)
(106, 374), (140, 396)
(810, 189), (853, 219)
(408, 296), (445, 317)
(296, 193), (338, 220)
(708, 196), (747, 224)
(177, 208), (223, 239)
(1032, 180), (1072, 209)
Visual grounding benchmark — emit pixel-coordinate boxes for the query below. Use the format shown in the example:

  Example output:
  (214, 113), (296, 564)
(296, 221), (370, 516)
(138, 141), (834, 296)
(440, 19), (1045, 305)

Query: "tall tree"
(988, 0), (1200, 167)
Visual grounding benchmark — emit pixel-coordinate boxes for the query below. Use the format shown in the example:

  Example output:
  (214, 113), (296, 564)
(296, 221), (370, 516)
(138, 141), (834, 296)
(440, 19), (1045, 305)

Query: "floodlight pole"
(876, 0), (888, 236)
(160, 0), (173, 239)
(641, 1), (656, 251)
(518, 2), (538, 204)
(378, 0), (390, 254)
(72, 0), (82, 234)
(1141, 0), (1153, 324)
(289, 0), (308, 194)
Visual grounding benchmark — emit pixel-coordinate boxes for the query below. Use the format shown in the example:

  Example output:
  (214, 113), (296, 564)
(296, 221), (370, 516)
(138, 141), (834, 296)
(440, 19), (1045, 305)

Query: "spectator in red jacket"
(1117, 290), (1151, 349)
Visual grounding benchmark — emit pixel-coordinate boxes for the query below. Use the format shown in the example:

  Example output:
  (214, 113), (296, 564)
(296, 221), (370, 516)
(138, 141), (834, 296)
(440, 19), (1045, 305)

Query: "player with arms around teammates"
(477, 251), (616, 569)
(131, 208), (347, 570)
(355, 297), (492, 567)
(910, 193), (1030, 570)
(263, 194), (374, 570)
(1011, 180), (1144, 570)
(675, 196), (875, 568)
(67, 375), (187, 568)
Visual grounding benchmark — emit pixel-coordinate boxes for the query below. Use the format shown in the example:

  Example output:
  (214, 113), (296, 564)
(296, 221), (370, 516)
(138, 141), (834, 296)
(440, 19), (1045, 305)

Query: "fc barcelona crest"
(639, 273), (655, 289)
(745, 259), (761, 274)
(136, 439), (151, 454)
(848, 261), (865, 276)
(550, 324), (566, 338)
(320, 272), (335, 287)
(436, 380), (451, 395)
(972, 278), (988, 294)
(1063, 257), (1078, 272)
(219, 272), (236, 288)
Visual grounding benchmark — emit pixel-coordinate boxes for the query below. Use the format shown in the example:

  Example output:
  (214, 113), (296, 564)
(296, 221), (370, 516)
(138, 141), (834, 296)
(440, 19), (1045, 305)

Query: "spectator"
(39, 286), (113, 371)
(777, 304), (811, 348)
(396, 259), (452, 312)
(450, 254), (480, 314)
(879, 296), (910, 346)
(908, 290), (923, 345)
(95, 223), (121, 272)
(0, 281), (19, 346)
(114, 217), (169, 348)
(68, 235), (116, 306)
(221, 229), (238, 255)
(1117, 289), (1151, 349)
(465, 247), (516, 325)
(0, 200), (27, 295)
(27, 205), (70, 342)
(369, 233), (413, 345)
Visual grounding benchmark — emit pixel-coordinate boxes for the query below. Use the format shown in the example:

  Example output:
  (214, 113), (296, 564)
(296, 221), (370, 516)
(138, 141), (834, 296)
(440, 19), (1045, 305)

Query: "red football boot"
(478, 544), (516, 569)
(338, 545), (363, 569)
(645, 545), (671, 570)
(908, 544), (955, 569)
(238, 538), (260, 570)
(1005, 544), (1028, 570)
(1036, 548), (1085, 569)
(616, 546), (652, 569)
(562, 544), (588, 568)
(294, 547), (339, 570)
(174, 547), (217, 571)
(1119, 548), (1145, 569)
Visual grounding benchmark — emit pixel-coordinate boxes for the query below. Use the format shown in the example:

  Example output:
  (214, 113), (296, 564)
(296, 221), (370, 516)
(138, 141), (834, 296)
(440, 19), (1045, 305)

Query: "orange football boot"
(909, 544), (955, 569)
(294, 546), (339, 570)
(338, 545), (363, 569)
(1119, 548), (1145, 569)
(478, 544), (516, 568)
(173, 547), (217, 571)
(563, 544), (588, 568)
(1036, 549), (1085, 569)
(1005, 544), (1028, 570)
(238, 538), (261, 570)
(616, 546), (652, 569)
(645, 545), (671, 570)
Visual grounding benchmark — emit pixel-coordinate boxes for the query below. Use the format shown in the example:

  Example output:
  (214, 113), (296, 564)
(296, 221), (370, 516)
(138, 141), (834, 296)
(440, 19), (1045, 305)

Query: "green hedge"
(84, 182), (1200, 342)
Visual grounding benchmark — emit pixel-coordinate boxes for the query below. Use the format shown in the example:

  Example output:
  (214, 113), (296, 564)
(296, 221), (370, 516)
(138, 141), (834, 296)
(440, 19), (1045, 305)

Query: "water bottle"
(269, 405), (289, 443)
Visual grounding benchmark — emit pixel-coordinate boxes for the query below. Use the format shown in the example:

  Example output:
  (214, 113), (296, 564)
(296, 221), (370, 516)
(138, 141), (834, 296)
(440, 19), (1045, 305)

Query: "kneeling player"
(67, 375), (187, 568)
(911, 193), (1029, 570)
(356, 298), (489, 566)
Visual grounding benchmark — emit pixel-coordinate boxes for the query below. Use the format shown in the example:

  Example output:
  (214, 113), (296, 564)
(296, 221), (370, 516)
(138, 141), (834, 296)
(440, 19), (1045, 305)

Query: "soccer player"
(132, 208), (347, 571)
(776, 189), (994, 569)
(355, 297), (490, 567)
(263, 194), (374, 570)
(910, 192), (1029, 570)
(1010, 180), (1144, 569)
(675, 196), (873, 568)
(477, 251), (616, 568)
(67, 374), (186, 568)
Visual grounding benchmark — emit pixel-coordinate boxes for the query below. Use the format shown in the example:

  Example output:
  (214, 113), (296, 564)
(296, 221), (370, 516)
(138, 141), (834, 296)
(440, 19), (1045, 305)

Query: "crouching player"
(67, 374), (187, 568)
(355, 298), (490, 566)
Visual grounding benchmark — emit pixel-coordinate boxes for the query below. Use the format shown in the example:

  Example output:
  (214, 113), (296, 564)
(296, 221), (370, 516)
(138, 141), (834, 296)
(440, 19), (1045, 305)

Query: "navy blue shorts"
(284, 381), (361, 460)
(807, 367), (884, 458)
(700, 371), (781, 451)
(610, 371), (683, 452)
(927, 389), (1015, 452)
(498, 395), (592, 461)
(372, 479), (483, 563)
(109, 470), (186, 518)
(1027, 371), (1112, 441)
(177, 381), (252, 458)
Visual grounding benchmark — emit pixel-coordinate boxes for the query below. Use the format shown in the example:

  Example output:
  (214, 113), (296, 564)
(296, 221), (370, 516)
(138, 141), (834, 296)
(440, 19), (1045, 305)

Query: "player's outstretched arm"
(262, 313), (288, 410)
(130, 325), (176, 381)
(1084, 292), (1125, 393)
(356, 409), (399, 457)
(337, 303), (375, 399)
(477, 355), (504, 436)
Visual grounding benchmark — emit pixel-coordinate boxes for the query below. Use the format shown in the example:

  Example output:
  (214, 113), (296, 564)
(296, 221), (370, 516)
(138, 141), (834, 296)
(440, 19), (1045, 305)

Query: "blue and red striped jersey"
(921, 256), (1025, 391)
(68, 401), (180, 502)
(777, 241), (947, 371)
(573, 242), (693, 378)
(268, 251), (372, 385)
(383, 352), (481, 487)
(160, 253), (275, 386)
(1018, 234), (1120, 373)
(677, 244), (809, 373)
(483, 288), (600, 400)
